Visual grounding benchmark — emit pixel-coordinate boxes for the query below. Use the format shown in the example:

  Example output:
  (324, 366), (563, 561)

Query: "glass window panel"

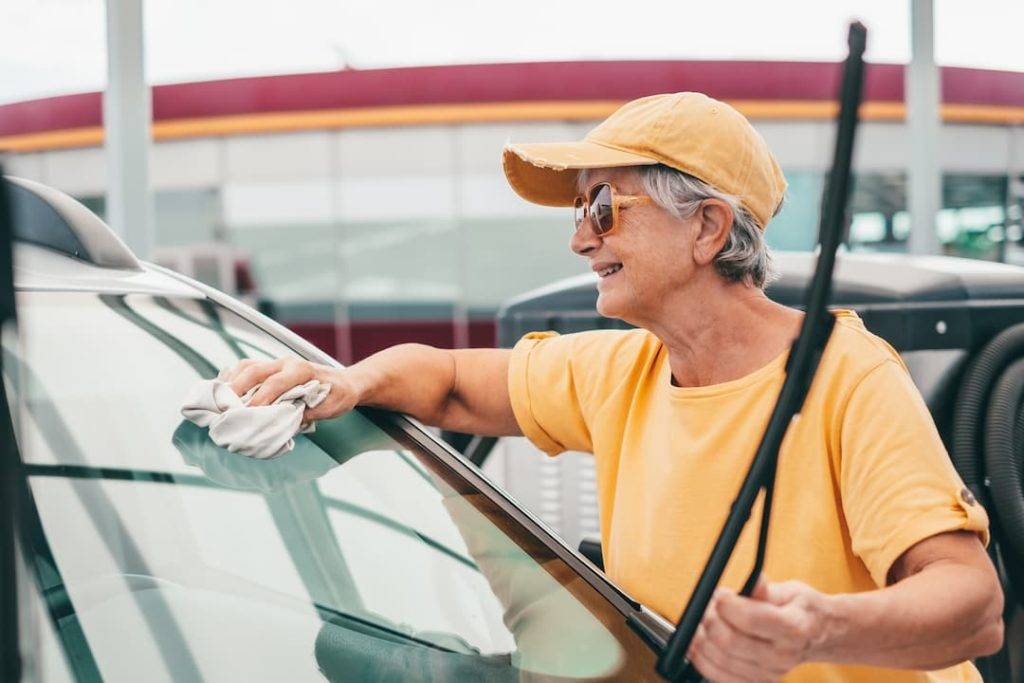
(226, 221), (339, 304)
(764, 170), (824, 251)
(463, 217), (588, 311)
(339, 177), (455, 222)
(223, 182), (334, 227)
(893, 211), (911, 240)
(938, 209), (960, 244)
(959, 205), (1005, 231)
(24, 566), (76, 683)
(153, 189), (221, 247)
(850, 212), (886, 244)
(341, 220), (459, 305)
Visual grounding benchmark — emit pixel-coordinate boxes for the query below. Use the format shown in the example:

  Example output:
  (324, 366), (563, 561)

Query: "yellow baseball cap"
(502, 92), (787, 229)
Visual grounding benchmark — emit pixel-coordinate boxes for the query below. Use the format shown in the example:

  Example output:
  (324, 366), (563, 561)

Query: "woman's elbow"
(975, 610), (1005, 658)
(975, 618), (1004, 658)
(969, 580), (1005, 658)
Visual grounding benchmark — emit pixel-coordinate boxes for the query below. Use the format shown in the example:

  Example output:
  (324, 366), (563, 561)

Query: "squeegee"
(655, 21), (868, 682)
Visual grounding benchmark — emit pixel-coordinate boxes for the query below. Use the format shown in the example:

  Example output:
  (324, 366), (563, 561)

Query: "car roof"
(13, 242), (202, 297)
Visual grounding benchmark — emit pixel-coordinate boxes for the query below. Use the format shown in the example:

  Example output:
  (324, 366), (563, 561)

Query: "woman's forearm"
(230, 343), (515, 433)
(813, 562), (1003, 670)
(339, 344), (517, 435)
(343, 343), (456, 424)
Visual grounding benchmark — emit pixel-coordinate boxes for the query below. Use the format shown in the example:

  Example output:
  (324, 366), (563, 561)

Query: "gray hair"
(579, 165), (780, 288)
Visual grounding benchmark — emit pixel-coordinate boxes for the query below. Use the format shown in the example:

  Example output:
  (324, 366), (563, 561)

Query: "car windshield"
(5, 290), (658, 682)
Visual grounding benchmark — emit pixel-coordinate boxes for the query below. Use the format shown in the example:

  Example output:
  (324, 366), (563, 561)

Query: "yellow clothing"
(507, 310), (988, 682)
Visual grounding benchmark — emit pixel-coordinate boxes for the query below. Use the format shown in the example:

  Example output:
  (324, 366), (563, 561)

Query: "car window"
(7, 291), (658, 682)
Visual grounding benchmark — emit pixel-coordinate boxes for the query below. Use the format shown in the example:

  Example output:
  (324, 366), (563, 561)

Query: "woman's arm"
(219, 344), (521, 436)
(814, 530), (1003, 669)
(688, 530), (1003, 681)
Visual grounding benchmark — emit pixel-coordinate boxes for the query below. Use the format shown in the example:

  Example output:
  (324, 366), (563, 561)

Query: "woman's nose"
(571, 217), (601, 256)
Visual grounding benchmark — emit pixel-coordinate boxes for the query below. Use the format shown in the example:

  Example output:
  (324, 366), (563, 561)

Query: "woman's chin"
(596, 292), (626, 320)
(597, 287), (644, 325)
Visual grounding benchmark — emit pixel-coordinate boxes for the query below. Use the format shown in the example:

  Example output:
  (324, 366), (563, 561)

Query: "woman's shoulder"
(517, 326), (660, 356)
(513, 327), (663, 394)
(825, 309), (908, 381)
(565, 328), (665, 375)
(510, 327), (661, 419)
(832, 309), (899, 352)
(570, 326), (661, 352)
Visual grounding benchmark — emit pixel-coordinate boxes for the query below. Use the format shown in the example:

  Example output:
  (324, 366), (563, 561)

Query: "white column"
(906, 0), (942, 255)
(103, 0), (154, 259)
(329, 132), (353, 365)
(452, 131), (470, 350)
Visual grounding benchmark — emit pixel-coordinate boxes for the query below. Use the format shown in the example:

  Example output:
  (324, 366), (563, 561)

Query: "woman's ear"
(691, 199), (734, 266)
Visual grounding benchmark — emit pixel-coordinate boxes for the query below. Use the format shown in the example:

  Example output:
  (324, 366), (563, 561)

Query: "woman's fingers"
(218, 358), (357, 422)
(702, 592), (792, 680)
(703, 601), (777, 670)
(689, 623), (771, 683)
(217, 358), (258, 382)
(246, 359), (315, 407)
(225, 359), (284, 398)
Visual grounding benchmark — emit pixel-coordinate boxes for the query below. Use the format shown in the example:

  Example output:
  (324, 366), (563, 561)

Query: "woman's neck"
(643, 279), (803, 388)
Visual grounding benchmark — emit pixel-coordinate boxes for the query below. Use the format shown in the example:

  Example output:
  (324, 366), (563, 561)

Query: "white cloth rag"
(180, 379), (331, 460)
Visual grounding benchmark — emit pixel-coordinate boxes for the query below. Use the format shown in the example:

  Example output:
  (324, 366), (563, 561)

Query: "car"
(2, 176), (673, 682)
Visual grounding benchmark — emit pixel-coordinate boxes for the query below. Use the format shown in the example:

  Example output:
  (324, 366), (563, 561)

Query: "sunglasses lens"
(590, 184), (614, 234)
(573, 197), (585, 230)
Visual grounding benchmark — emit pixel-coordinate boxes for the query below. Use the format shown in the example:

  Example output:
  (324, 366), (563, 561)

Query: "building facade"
(2, 61), (1022, 365)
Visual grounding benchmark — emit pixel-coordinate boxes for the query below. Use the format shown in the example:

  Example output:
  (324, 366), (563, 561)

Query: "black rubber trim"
(983, 358), (1024, 573)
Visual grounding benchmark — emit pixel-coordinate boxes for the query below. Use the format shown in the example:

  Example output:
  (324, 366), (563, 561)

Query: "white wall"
(6, 119), (1020, 200)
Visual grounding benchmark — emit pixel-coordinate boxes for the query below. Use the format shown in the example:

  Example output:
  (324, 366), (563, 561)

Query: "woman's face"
(570, 168), (698, 325)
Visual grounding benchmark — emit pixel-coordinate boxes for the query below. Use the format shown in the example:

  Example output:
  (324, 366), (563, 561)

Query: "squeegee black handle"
(656, 21), (866, 683)
(657, 319), (835, 683)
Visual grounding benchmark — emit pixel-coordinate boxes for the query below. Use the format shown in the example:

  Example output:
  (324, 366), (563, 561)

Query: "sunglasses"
(573, 182), (653, 236)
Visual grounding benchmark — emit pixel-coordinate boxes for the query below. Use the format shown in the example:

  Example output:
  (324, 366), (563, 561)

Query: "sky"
(2, 0), (1023, 105)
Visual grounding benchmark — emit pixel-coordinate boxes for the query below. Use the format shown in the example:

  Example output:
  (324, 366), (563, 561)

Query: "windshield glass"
(7, 290), (657, 682)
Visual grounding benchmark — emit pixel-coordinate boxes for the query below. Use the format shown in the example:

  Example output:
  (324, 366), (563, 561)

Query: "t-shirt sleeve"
(839, 359), (989, 587)
(507, 331), (594, 456)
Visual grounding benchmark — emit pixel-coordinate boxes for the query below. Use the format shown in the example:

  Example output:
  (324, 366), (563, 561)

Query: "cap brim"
(503, 140), (659, 207)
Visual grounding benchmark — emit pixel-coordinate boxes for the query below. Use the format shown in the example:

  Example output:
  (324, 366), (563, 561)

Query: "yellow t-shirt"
(507, 310), (988, 682)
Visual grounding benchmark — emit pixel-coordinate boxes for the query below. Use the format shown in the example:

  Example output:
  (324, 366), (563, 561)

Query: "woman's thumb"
(751, 573), (771, 601)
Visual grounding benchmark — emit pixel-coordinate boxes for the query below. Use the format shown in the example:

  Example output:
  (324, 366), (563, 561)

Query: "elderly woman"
(222, 93), (1003, 682)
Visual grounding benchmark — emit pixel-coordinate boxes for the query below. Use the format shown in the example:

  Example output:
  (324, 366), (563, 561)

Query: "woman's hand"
(217, 357), (361, 422)
(687, 576), (829, 683)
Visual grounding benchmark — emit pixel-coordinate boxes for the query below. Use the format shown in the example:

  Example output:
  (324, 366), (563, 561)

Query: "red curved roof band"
(1, 61), (1023, 139)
